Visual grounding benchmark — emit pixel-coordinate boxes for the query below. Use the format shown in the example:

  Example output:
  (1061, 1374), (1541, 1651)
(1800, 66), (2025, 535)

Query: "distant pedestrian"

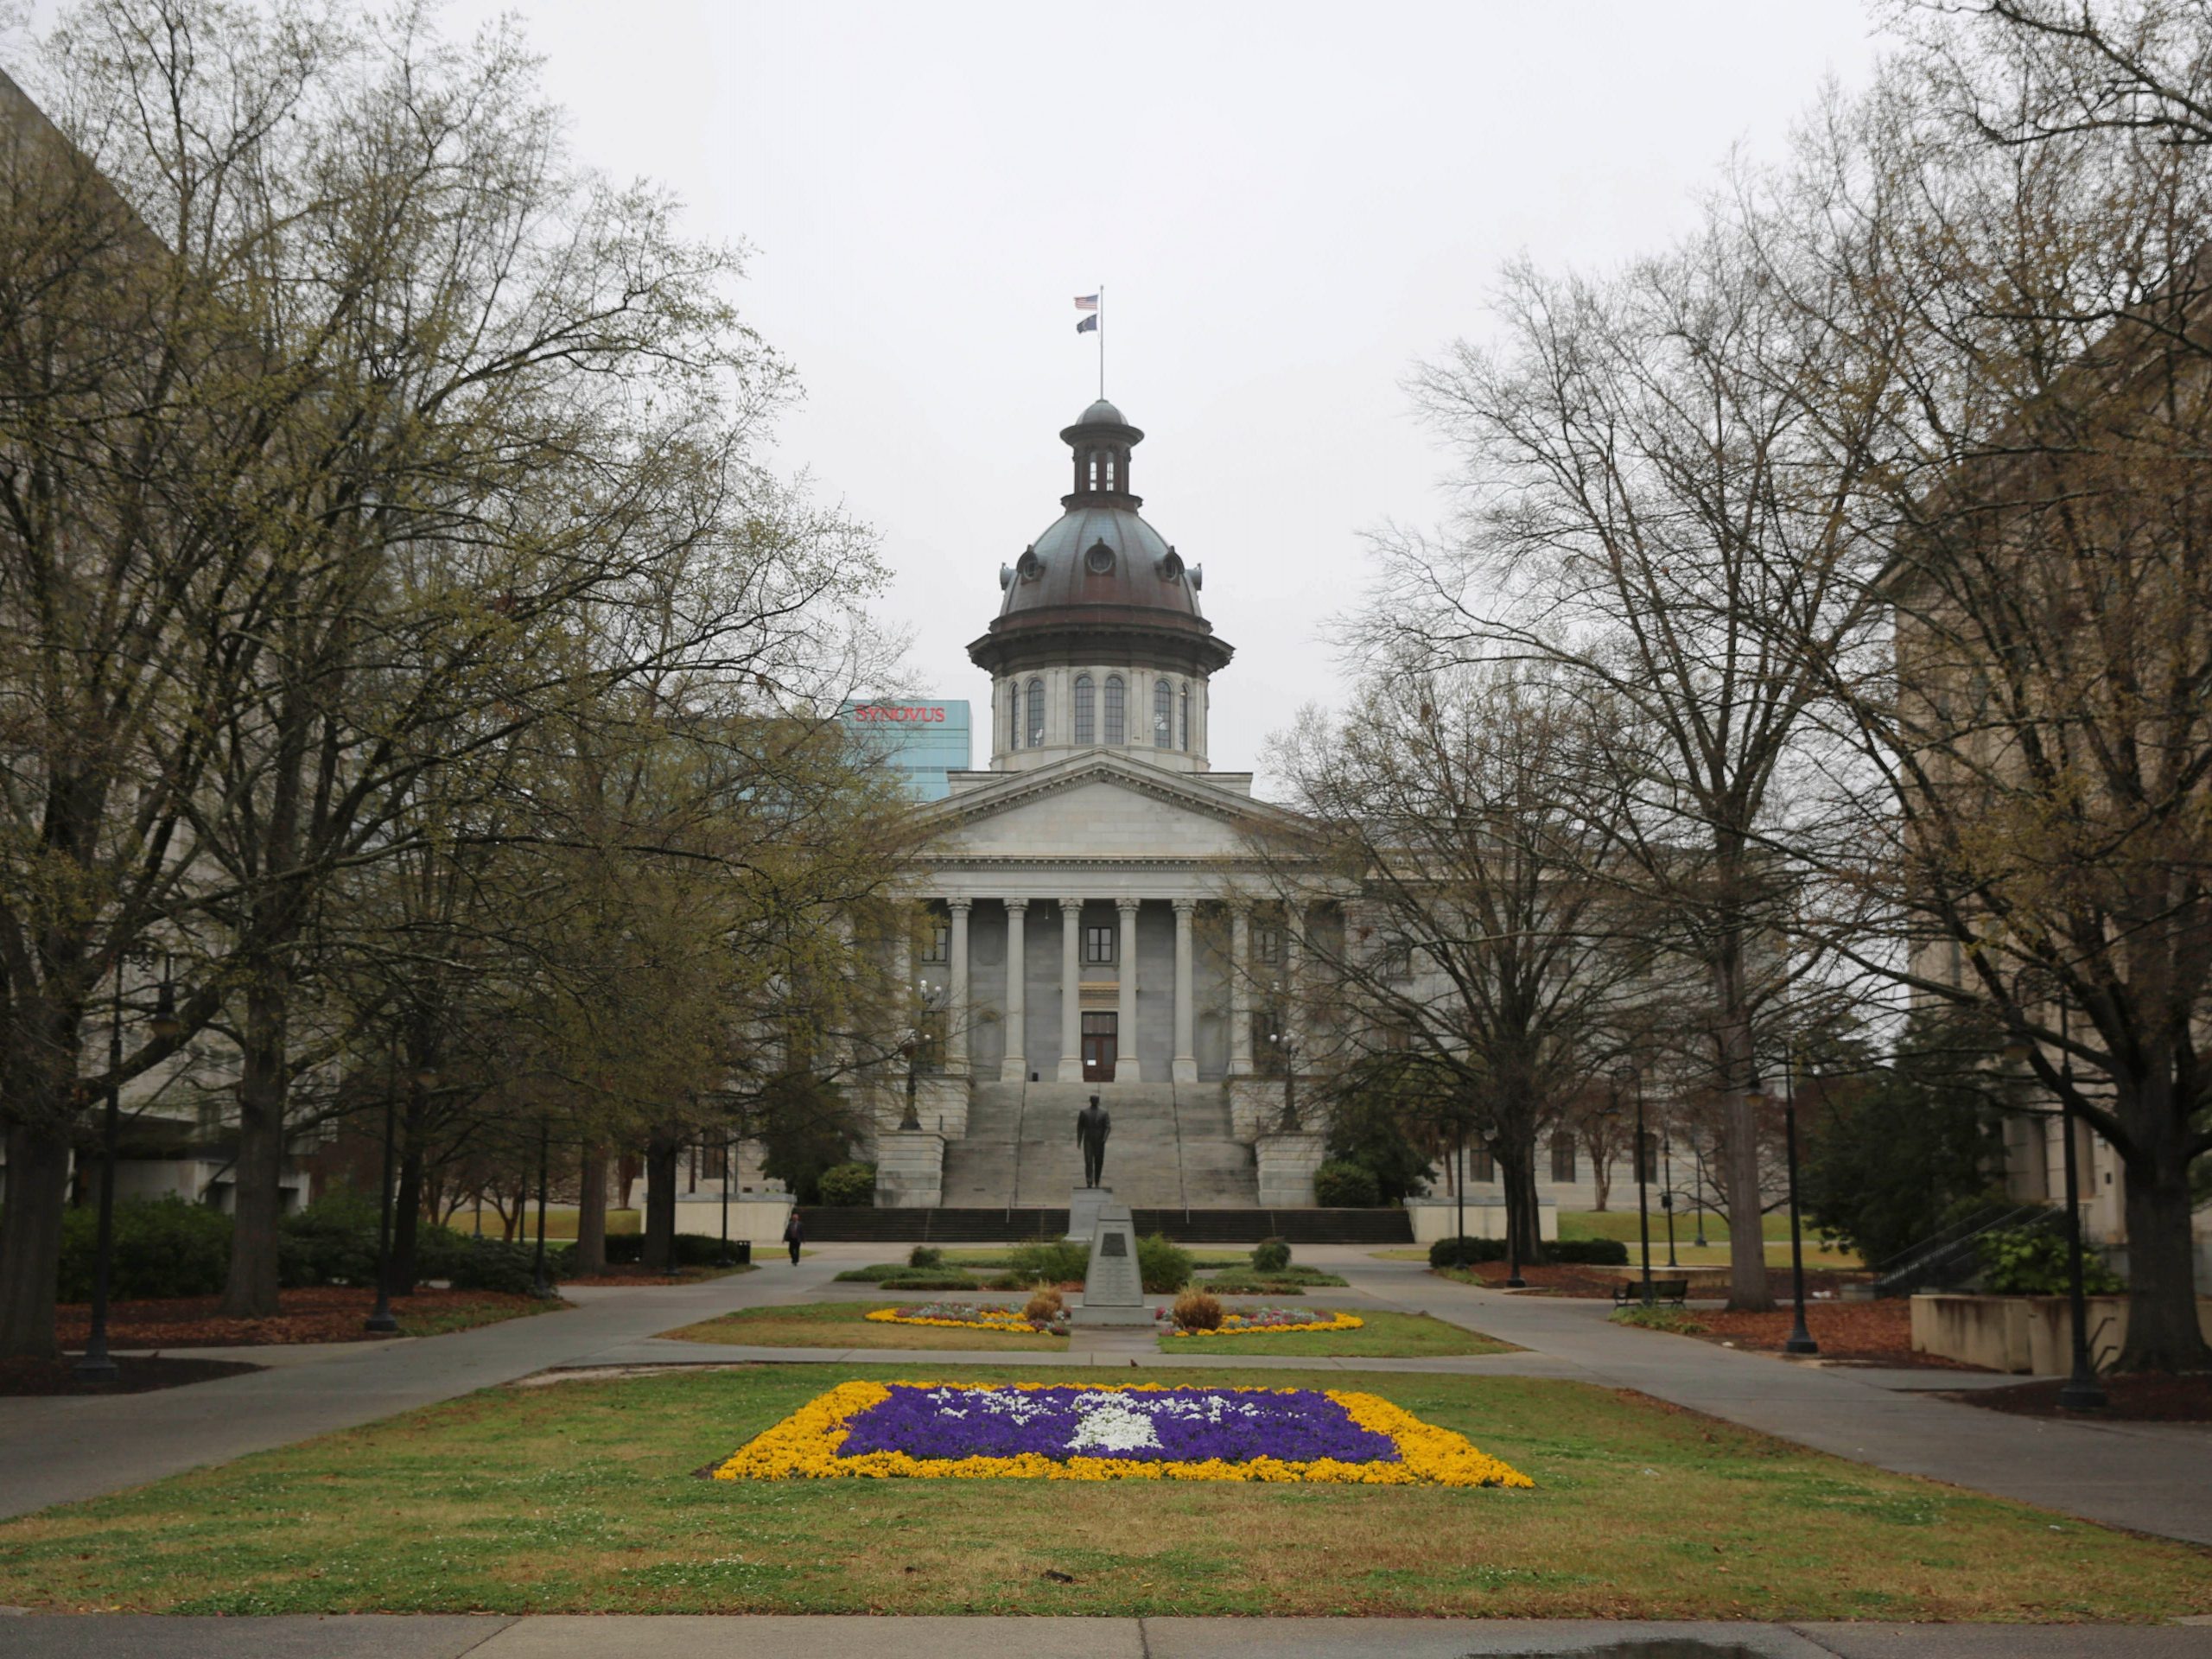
(782, 1209), (804, 1266)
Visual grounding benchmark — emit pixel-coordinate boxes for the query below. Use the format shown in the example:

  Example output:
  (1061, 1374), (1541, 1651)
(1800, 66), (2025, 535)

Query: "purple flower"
(837, 1385), (1402, 1465)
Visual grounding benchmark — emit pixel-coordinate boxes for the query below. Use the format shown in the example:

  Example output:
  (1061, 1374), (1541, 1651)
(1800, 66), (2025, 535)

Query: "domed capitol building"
(855, 397), (1350, 1223)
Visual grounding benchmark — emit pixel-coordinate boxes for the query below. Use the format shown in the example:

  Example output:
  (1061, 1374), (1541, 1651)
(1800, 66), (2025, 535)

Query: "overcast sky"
(461, 2), (1886, 786)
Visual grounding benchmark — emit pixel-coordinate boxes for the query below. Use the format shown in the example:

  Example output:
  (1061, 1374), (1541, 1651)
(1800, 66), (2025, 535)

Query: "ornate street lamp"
(1750, 1053), (1818, 1357)
(1266, 1029), (1300, 1131)
(531, 1114), (555, 1300)
(1660, 1132), (1680, 1268)
(365, 1046), (405, 1335)
(1610, 1063), (1653, 1308)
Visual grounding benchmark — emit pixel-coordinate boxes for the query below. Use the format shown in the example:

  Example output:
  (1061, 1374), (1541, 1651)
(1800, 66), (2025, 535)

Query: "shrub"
(278, 1192), (382, 1287)
(983, 1271), (1032, 1291)
(907, 1244), (944, 1268)
(816, 1162), (877, 1207)
(834, 1263), (904, 1282)
(1548, 1237), (1630, 1267)
(1428, 1236), (1506, 1268)
(1170, 1287), (1224, 1332)
(1311, 1160), (1382, 1208)
(440, 1236), (543, 1295)
(1138, 1232), (1193, 1294)
(1250, 1237), (1291, 1273)
(1978, 1224), (2124, 1295)
(1009, 1239), (1089, 1286)
(56, 1197), (232, 1302)
(1023, 1287), (1065, 1325)
(602, 1231), (747, 1268)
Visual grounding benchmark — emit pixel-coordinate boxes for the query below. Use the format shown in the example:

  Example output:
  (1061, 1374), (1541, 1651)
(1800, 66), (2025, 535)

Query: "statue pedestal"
(1066, 1185), (1112, 1244)
(1070, 1201), (1151, 1326)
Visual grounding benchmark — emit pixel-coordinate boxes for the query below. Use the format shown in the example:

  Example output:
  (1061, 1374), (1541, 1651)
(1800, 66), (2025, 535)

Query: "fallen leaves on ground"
(51, 1287), (550, 1349)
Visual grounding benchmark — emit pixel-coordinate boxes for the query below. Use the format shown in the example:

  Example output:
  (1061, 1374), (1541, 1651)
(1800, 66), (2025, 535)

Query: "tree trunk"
(1586, 1131), (1612, 1211)
(2115, 1087), (2212, 1373)
(220, 975), (289, 1317)
(1499, 1137), (1544, 1266)
(1713, 943), (1774, 1313)
(0, 1120), (72, 1360)
(574, 1144), (608, 1279)
(618, 1152), (639, 1212)
(642, 1128), (679, 1271)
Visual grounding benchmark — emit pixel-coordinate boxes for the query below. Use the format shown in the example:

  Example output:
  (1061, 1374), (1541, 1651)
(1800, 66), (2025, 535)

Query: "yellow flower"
(1171, 1312), (1365, 1338)
(709, 1381), (1533, 1489)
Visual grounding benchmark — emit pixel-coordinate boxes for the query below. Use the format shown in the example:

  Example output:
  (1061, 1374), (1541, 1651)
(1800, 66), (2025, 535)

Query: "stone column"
(1115, 898), (1143, 1084)
(1171, 898), (1198, 1083)
(1057, 896), (1084, 1082)
(945, 899), (971, 1074)
(1001, 899), (1028, 1082)
(1284, 904), (1305, 1067)
(1229, 906), (1252, 1074)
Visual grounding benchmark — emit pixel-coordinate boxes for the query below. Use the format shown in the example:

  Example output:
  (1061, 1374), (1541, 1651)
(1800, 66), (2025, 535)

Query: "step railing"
(1869, 1201), (2058, 1298)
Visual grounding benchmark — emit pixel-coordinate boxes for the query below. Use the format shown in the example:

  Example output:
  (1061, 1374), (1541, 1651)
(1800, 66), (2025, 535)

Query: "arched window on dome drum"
(1154, 679), (1172, 747)
(1179, 685), (1190, 750)
(1103, 675), (1125, 744)
(1073, 674), (1095, 744)
(1026, 678), (1045, 748)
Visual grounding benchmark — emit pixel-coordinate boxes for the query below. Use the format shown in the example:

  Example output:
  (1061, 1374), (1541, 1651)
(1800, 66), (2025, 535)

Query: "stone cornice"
(914, 751), (1305, 836)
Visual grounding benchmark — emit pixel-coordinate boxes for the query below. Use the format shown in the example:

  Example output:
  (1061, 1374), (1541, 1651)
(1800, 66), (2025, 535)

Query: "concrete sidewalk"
(3, 1615), (2210, 1657)
(1327, 1250), (2212, 1546)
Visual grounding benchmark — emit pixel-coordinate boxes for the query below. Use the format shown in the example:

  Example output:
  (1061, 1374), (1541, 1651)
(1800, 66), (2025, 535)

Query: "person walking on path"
(782, 1209), (804, 1266)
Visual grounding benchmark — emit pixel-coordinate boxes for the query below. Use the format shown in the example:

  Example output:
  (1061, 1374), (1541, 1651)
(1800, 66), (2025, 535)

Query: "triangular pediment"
(912, 753), (1300, 867)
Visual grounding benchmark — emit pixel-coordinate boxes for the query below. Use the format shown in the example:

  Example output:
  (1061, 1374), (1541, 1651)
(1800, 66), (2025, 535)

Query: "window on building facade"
(1103, 675), (1125, 743)
(1253, 1011), (1287, 1074)
(1154, 678), (1172, 747)
(1026, 679), (1044, 747)
(1551, 1134), (1577, 1184)
(1179, 684), (1190, 749)
(1374, 940), (1412, 980)
(1084, 924), (1116, 964)
(1073, 674), (1095, 744)
(1469, 1145), (1497, 1183)
(1255, 925), (1281, 965)
(918, 921), (950, 964)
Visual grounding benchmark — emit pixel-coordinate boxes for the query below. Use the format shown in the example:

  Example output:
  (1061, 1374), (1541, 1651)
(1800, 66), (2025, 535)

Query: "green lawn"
(658, 1300), (1069, 1353)
(1162, 1310), (1513, 1357)
(458, 1208), (644, 1242)
(1, 1364), (2202, 1619)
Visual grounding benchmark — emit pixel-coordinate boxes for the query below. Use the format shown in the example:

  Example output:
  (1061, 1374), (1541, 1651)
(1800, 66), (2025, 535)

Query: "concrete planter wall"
(1910, 1292), (2212, 1374)
(1255, 1130), (1325, 1207)
(873, 1130), (946, 1210)
(671, 1193), (793, 1243)
(1405, 1196), (1560, 1244)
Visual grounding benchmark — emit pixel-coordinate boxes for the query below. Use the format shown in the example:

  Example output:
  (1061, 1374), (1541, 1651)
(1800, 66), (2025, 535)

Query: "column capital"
(1115, 896), (1142, 915)
(945, 896), (974, 913)
(1171, 896), (1198, 915)
(1004, 897), (1029, 912)
(1058, 894), (1084, 912)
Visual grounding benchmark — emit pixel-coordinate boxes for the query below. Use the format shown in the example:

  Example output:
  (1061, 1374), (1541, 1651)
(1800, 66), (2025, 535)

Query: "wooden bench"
(1612, 1278), (1691, 1307)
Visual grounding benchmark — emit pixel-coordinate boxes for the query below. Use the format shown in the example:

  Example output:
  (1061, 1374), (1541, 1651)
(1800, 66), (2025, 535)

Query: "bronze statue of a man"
(1076, 1094), (1111, 1188)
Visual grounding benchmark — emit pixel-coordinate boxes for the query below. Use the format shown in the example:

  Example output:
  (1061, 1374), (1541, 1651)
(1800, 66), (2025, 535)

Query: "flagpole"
(1097, 283), (1105, 399)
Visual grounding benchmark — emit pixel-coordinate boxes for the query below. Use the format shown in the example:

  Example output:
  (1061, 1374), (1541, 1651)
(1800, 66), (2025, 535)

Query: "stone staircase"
(936, 1080), (1258, 1211)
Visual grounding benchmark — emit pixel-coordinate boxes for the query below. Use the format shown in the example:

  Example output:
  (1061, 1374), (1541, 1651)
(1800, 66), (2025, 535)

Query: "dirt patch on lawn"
(1939, 1372), (2212, 1421)
(0, 1354), (263, 1395)
(52, 1287), (548, 1348)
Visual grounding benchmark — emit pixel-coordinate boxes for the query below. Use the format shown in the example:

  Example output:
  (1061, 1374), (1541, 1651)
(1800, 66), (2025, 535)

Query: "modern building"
(841, 699), (971, 801)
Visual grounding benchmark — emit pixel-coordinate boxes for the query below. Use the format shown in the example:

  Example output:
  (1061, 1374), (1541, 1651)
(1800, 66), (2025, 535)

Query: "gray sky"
(455, 1), (1886, 785)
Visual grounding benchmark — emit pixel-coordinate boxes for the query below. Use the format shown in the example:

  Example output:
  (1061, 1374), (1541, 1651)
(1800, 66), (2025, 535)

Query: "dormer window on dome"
(1084, 539), (1116, 575)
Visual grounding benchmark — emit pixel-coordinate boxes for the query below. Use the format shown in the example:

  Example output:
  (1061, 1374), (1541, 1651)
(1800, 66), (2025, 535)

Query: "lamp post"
(531, 1115), (554, 1300)
(1268, 1030), (1300, 1131)
(365, 1042), (402, 1335)
(1690, 1135), (1710, 1248)
(718, 1127), (734, 1267)
(1613, 1064), (1653, 1307)
(75, 958), (129, 1382)
(1660, 1132), (1680, 1268)
(1452, 1110), (1466, 1250)
(899, 979), (937, 1131)
(2052, 1005), (2106, 1410)
(1776, 1050), (1818, 1356)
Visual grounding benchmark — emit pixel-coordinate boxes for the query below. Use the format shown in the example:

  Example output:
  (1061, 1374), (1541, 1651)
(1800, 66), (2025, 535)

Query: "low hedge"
(1427, 1236), (1630, 1268)
(1429, 1236), (1506, 1268)
(56, 1198), (232, 1302)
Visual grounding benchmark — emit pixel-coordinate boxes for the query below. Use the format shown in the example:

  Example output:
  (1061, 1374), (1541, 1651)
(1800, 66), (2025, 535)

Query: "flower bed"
(864, 1303), (1062, 1335)
(712, 1381), (1532, 1487)
(1158, 1306), (1365, 1338)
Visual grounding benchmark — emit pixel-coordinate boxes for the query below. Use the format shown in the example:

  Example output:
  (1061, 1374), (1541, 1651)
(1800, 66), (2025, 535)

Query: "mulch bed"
(1686, 1299), (1983, 1368)
(0, 1354), (263, 1397)
(53, 1286), (543, 1348)
(1446, 1262), (1872, 1302)
(1940, 1372), (2212, 1421)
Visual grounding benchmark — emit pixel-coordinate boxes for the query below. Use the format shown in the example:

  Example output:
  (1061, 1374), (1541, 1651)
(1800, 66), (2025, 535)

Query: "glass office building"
(842, 699), (971, 800)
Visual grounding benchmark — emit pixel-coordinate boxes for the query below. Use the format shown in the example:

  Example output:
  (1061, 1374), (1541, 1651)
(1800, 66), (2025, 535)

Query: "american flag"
(1073, 294), (1098, 311)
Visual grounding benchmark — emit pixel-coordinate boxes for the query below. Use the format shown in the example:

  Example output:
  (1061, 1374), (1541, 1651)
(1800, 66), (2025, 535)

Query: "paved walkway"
(2, 1613), (2209, 1656)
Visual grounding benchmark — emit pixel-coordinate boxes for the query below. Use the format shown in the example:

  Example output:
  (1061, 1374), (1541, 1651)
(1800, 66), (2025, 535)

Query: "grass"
(1, 1363), (2203, 1619)
(656, 1300), (1069, 1353)
(1563, 1211), (1865, 1269)
(1199, 1266), (1350, 1295)
(457, 1208), (643, 1242)
(1162, 1311), (1515, 1358)
(391, 1296), (569, 1339)
(1610, 1306), (1707, 1335)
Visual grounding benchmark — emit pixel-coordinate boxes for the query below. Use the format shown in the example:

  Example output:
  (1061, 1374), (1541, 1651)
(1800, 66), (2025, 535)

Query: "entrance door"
(1081, 1012), (1117, 1082)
